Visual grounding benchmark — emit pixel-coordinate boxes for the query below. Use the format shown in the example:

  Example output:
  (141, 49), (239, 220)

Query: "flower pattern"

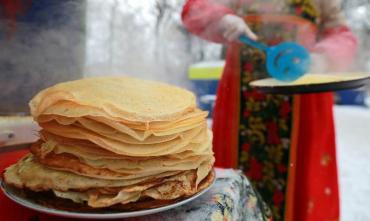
(237, 0), (318, 220)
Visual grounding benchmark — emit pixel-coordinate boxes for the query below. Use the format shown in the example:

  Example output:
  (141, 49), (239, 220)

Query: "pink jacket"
(182, 0), (358, 71)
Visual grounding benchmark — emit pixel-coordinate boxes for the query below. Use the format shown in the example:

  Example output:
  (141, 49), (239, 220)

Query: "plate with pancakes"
(1, 76), (216, 219)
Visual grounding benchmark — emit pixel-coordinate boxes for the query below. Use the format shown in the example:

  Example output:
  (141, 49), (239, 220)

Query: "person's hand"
(218, 14), (257, 42)
(309, 53), (329, 74)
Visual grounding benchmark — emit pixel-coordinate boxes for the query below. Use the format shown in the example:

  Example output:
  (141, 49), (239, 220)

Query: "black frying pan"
(250, 74), (370, 94)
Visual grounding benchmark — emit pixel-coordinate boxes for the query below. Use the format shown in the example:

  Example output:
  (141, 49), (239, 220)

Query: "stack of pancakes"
(3, 76), (215, 210)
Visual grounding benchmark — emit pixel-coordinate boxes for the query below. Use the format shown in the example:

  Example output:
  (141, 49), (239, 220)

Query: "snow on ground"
(335, 105), (370, 221)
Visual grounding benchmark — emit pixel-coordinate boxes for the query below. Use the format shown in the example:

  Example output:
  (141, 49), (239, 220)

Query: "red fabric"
(212, 43), (241, 168)
(0, 150), (38, 221)
(0, 151), (91, 221)
(0, 0), (32, 38)
(294, 93), (340, 221)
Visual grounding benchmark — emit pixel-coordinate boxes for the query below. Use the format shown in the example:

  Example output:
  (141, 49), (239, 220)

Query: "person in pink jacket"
(182, 0), (357, 220)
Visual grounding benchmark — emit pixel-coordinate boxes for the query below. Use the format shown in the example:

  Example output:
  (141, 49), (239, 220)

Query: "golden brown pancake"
(29, 76), (196, 122)
(30, 141), (214, 181)
(12, 170), (215, 212)
(38, 121), (207, 157)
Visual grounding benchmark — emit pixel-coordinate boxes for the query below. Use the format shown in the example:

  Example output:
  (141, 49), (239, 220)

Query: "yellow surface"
(189, 67), (223, 80)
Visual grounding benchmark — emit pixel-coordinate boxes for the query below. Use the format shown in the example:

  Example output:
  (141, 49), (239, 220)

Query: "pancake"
(30, 141), (214, 181)
(40, 120), (203, 145)
(38, 122), (207, 157)
(30, 76), (196, 122)
(12, 170), (215, 212)
(53, 169), (215, 208)
(35, 132), (213, 164)
(3, 154), (214, 208)
(3, 155), (184, 191)
(37, 107), (207, 135)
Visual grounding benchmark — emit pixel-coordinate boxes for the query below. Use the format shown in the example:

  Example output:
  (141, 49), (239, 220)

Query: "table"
(0, 151), (270, 221)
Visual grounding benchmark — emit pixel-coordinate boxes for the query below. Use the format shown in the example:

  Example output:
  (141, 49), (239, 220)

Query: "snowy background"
(85, 0), (222, 88)
(335, 105), (370, 221)
(85, 0), (370, 89)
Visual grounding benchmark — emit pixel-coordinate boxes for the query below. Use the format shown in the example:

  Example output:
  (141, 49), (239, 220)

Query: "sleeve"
(313, 0), (358, 71)
(181, 0), (235, 43)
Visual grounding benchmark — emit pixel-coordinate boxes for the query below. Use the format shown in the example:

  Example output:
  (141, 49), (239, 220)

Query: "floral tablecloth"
(0, 151), (270, 221)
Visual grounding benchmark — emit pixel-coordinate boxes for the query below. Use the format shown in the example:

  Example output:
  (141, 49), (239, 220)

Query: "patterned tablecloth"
(0, 151), (270, 221)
